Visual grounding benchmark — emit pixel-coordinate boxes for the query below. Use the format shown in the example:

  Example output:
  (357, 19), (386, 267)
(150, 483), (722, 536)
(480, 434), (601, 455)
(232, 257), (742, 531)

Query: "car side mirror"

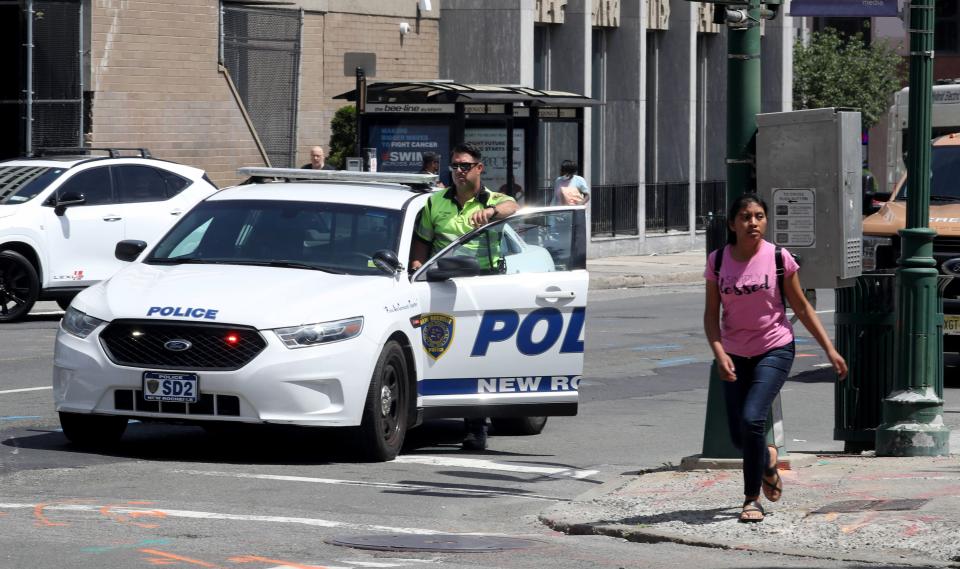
(372, 249), (402, 274)
(54, 192), (86, 216)
(115, 240), (148, 262)
(425, 256), (481, 282)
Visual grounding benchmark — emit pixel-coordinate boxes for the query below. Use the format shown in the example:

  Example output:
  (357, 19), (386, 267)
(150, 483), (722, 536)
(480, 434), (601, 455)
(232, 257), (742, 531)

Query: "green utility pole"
(700, 0), (764, 458)
(876, 0), (950, 456)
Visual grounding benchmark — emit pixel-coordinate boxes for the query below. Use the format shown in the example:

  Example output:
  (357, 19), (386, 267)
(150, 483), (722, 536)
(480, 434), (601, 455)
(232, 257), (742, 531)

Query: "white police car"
(0, 148), (218, 321)
(53, 168), (587, 461)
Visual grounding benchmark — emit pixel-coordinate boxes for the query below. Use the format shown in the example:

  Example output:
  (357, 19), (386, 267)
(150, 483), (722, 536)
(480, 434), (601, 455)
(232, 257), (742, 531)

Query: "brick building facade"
(4, 0), (439, 186)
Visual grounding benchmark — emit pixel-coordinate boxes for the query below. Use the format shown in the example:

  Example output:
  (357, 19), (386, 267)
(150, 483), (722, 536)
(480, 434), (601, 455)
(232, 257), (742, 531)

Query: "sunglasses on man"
(449, 162), (480, 172)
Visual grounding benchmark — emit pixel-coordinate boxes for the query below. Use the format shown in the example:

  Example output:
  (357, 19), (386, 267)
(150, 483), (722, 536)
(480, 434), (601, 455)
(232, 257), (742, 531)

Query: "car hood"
(76, 262), (392, 329)
(864, 201), (960, 236)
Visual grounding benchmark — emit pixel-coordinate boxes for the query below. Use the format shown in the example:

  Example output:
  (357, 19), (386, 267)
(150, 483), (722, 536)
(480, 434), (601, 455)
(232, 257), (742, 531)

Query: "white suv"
(53, 168), (588, 461)
(0, 148), (219, 321)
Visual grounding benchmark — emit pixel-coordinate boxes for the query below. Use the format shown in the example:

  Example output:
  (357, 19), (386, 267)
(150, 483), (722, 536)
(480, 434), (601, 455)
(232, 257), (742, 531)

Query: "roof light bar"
(237, 167), (439, 186)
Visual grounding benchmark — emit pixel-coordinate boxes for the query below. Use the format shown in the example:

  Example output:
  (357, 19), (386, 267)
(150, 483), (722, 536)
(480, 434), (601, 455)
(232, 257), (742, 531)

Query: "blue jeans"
(723, 342), (795, 498)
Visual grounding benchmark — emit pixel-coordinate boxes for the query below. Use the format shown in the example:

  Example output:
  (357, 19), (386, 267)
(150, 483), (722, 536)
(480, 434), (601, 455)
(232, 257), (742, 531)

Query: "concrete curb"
(538, 474), (959, 568)
(539, 514), (955, 567)
(589, 271), (704, 290)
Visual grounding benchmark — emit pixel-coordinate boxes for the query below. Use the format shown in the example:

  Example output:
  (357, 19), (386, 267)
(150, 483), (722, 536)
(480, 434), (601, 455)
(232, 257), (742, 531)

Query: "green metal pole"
(876, 0), (950, 456)
(701, 0), (763, 458)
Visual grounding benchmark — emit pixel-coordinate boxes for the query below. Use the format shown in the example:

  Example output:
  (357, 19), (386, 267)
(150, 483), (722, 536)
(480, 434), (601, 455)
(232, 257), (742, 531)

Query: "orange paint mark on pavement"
(101, 501), (167, 529)
(228, 555), (331, 569)
(33, 499), (91, 527)
(140, 549), (224, 568)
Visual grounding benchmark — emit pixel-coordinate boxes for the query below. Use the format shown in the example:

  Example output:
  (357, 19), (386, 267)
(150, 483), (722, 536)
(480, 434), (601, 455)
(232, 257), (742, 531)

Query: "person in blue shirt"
(551, 160), (590, 206)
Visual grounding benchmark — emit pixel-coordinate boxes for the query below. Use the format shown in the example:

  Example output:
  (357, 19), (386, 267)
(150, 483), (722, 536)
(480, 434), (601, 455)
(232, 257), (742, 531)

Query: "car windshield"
(898, 145), (960, 202)
(0, 166), (67, 204)
(147, 199), (402, 275)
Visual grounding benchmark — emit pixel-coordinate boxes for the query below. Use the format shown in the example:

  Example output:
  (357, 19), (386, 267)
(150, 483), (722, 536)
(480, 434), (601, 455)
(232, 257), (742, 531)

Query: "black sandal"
(739, 499), (764, 523)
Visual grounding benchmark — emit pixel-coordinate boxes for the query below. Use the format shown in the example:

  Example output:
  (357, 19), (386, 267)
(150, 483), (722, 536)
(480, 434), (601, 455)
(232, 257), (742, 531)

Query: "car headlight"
(273, 316), (364, 348)
(862, 236), (893, 272)
(61, 307), (105, 339)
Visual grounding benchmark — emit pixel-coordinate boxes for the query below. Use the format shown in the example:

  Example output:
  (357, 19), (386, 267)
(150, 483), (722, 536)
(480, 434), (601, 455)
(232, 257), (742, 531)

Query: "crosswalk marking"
(171, 469), (565, 502)
(393, 455), (599, 479)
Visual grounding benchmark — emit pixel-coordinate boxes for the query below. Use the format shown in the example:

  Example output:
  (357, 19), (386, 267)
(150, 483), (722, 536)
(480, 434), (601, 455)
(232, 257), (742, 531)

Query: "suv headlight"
(273, 316), (363, 348)
(61, 307), (105, 338)
(862, 236), (893, 272)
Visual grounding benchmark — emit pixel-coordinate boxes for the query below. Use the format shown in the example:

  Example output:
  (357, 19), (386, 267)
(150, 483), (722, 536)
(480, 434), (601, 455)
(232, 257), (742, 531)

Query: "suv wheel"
(0, 250), (39, 323)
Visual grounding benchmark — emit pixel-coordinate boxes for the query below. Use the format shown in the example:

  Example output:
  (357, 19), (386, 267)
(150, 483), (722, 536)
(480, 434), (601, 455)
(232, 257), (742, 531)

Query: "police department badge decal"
(420, 313), (455, 360)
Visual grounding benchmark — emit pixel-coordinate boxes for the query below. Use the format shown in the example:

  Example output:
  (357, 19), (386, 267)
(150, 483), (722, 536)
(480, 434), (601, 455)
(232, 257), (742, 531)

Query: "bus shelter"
(335, 81), (599, 205)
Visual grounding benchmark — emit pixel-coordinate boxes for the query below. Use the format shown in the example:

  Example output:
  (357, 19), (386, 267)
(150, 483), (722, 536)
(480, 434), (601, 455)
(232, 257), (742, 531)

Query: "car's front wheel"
(0, 250), (39, 323)
(59, 412), (128, 446)
(355, 340), (409, 461)
(492, 416), (548, 436)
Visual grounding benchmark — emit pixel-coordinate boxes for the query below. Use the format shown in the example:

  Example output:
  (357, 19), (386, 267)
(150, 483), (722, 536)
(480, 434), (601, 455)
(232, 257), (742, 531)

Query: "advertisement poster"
(464, 128), (525, 201)
(790, 0), (897, 17)
(367, 124), (450, 184)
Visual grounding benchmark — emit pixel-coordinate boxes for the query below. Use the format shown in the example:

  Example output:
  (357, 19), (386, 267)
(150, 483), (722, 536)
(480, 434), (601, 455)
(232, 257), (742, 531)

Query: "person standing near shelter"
(303, 146), (335, 170)
(551, 160), (590, 205)
(418, 151), (445, 188)
(703, 194), (847, 523)
(410, 142), (518, 451)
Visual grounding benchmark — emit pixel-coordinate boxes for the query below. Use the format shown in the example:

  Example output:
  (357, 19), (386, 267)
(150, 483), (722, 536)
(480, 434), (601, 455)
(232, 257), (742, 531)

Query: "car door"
(113, 164), (199, 244)
(42, 166), (125, 287)
(411, 207), (587, 420)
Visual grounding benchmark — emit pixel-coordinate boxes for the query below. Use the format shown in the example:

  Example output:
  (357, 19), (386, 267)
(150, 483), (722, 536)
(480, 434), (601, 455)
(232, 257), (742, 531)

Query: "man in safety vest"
(410, 142), (518, 450)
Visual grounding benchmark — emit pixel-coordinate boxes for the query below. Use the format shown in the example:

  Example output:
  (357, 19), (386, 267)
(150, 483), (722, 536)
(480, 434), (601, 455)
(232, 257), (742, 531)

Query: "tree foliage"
(793, 29), (903, 129)
(328, 105), (357, 170)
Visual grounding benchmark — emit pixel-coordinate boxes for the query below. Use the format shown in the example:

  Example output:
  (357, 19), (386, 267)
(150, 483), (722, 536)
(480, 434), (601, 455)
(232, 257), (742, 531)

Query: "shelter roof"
(334, 81), (600, 107)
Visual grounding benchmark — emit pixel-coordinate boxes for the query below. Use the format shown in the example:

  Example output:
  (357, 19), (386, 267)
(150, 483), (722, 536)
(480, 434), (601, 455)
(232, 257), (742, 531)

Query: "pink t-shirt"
(704, 240), (799, 357)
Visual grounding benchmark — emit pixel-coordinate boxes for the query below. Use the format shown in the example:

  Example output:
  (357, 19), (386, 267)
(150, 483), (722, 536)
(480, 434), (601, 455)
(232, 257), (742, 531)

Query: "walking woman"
(703, 194), (847, 523)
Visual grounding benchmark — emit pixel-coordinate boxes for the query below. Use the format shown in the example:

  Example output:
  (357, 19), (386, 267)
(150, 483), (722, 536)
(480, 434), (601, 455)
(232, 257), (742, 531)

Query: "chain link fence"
(222, 6), (301, 168)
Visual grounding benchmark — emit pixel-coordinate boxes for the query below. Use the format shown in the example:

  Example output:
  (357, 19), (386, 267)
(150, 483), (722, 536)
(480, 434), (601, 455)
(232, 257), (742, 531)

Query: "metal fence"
(0, 1), (83, 156)
(645, 181), (689, 232)
(695, 180), (726, 230)
(591, 184), (640, 237)
(222, 6), (301, 168)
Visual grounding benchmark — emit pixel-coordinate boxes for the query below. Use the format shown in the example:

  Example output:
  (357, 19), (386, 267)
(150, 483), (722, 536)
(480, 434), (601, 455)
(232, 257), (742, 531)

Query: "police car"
(53, 168), (588, 461)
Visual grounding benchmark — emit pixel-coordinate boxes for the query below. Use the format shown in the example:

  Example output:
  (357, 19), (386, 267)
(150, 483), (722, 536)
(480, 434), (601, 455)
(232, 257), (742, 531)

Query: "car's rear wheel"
(0, 250), (39, 323)
(355, 340), (409, 461)
(59, 412), (128, 446)
(492, 416), (548, 436)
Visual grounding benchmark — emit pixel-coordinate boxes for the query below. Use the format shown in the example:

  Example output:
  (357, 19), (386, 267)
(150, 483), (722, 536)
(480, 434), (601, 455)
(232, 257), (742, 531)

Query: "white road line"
(172, 469), (564, 502)
(393, 455), (599, 479)
(0, 502), (450, 535)
(0, 386), (52, 395)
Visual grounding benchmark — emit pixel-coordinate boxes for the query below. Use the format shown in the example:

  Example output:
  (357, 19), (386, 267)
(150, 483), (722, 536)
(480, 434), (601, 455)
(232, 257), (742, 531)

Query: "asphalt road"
(0, 290), (954, 569)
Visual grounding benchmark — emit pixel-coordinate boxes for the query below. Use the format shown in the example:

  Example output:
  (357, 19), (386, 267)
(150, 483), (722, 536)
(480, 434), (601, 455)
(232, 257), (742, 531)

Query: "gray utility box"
(757, 108), (863, 289)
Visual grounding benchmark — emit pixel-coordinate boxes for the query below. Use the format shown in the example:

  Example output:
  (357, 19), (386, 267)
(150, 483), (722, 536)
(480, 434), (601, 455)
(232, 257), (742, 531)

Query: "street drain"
(811, 499), (928, 514)
(326, 534), (542, 553)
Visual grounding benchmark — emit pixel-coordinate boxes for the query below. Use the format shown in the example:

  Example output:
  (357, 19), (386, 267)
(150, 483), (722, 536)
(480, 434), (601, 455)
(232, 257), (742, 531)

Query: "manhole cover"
(811, 499), (928, 514)
(327, 534), (542, 552)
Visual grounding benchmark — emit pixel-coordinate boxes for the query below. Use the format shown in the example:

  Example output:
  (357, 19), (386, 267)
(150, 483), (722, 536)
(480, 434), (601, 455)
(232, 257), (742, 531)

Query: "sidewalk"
(540, 453), (960, 566)
(563, 250), (960, 565)
(587, 250), (707, 290)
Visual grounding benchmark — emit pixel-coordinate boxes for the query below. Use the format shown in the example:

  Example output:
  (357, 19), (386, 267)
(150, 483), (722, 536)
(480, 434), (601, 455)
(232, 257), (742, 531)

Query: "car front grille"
(99, 320), (267, 370)
(114, 390), (240, 416)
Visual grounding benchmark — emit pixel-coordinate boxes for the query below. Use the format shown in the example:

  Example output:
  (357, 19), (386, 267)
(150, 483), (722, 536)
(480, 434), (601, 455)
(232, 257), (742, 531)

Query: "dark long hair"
(725, 193), (768, 245)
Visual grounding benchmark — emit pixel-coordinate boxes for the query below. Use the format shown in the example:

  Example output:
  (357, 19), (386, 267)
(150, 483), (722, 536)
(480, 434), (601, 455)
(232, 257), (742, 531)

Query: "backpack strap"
(775, 246), (786, 309)
(713, 244), (725, 279)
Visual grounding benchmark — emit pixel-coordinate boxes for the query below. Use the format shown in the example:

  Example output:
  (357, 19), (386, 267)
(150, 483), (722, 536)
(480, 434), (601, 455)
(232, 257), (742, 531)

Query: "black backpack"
(713, 245), (787, 309)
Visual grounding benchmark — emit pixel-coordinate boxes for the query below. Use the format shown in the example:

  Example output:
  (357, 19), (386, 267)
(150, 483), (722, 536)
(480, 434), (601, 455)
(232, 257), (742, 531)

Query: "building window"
(937, 0), (959, 54)
(534, 25), (549, 90)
